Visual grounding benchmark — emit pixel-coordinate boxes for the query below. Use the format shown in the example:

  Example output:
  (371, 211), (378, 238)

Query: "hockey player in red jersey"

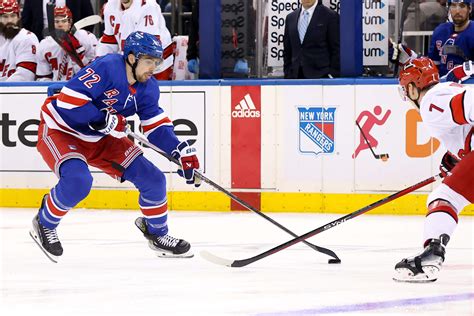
(394, 57), (474, 282)
(97, 0), (174, 80)
(36, 5), (97, 81)
(0, 0), (39, 81)
(30, 31), (200, 263)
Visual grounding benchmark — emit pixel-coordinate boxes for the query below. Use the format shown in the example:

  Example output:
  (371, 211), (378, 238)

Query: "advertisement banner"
(0, 86), (209, 189)
(362, 0), (389, 66)
(231, 85), (261, 210)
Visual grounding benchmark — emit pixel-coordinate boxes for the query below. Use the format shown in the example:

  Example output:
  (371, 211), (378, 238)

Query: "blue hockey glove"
(171, 140), (201, 187)
(234, 58), (249, 74)
(187, 58), (199, 74)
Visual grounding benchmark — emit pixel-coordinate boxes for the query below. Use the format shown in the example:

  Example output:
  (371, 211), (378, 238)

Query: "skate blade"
(393, 266), (439, 283)
(148, 241), (194, 258)
(29, 229), (59, 263)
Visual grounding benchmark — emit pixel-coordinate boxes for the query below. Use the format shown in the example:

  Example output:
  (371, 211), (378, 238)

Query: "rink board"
(0, 80), (473, 215)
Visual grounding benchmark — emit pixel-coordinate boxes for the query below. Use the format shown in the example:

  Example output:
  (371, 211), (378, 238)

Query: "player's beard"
(451, 13), (469, 27)
(0, 20), (21, 39)
(137, 71), (153, 83)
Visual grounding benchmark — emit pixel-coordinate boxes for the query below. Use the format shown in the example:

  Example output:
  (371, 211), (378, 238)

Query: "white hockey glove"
(445, 61), (474, 83)
(89, 108), (128, 138)
(389, 39), (418, 65)
(171, 140), (202, 187)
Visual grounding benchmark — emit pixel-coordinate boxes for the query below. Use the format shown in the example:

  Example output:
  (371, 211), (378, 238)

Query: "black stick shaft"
(128, 131), (339, 260)
(393, 0), (414, 76)
(229, 174), (439, 267)
(355, 121), (380, 159)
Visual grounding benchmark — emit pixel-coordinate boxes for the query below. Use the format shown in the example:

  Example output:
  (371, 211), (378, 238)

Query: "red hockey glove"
(60, 33), (85, 62)
(389, 39), (417, 65)
(171, 140), (201, 187)
(439, 151), (459, 178)
(445, 61), (474, 83)
(89, 108), (128, 138)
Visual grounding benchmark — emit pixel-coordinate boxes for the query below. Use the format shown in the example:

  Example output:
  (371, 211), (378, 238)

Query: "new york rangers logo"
(298, 107), (336, 155)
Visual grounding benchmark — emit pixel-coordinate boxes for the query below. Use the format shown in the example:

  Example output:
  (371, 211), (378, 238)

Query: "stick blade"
(200, 250), (235, 267)
(73, 15), (103, 31)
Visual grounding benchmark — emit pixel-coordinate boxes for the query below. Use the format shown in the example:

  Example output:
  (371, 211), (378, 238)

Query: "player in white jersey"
(393, 57), (474, 283)
(0, 0), (39, 81)
(36, 5), (98, 81)
(97, 0), (174, 80)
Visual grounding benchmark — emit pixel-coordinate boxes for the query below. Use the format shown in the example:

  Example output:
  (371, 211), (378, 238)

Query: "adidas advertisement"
(231, 93), (261, 118)
(230, 86), (261, 210)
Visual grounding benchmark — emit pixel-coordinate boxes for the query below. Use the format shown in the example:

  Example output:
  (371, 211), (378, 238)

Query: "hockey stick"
(126, 130), (340, 262)
(201, 174), (441, 267)
(71, 15), (103, 33)
(355, 121), (389, 161)
(393, 0), (414, 77)
(46, 0), (85, 68)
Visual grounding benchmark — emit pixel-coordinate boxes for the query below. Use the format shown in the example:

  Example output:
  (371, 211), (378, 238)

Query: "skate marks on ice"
(1, 209), (473, 316)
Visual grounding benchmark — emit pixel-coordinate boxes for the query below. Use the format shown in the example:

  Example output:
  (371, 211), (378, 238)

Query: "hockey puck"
(328, 259), (341, 264)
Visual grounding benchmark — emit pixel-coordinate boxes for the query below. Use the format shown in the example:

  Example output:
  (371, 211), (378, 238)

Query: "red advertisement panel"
(231, 86), (261, 210)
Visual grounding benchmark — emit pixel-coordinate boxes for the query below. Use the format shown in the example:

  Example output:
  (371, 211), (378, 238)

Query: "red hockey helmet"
(0, 0), (20, 15)
(399, 57), (439, 96)
(54, 6), (73, 19)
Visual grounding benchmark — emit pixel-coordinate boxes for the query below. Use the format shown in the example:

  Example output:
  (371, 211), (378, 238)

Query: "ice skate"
(135, 217), (193, 258)
(29, 196), (63, 263)
(393, 235), (449, 283)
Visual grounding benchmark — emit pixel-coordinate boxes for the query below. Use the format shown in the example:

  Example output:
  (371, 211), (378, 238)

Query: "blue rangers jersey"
(40, 53), (180, 154)
(428, 21), (474, 76)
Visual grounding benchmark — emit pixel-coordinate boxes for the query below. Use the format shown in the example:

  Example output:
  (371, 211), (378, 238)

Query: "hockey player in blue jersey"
(30, 31), (201, 262)
(428, 0), (474, 76)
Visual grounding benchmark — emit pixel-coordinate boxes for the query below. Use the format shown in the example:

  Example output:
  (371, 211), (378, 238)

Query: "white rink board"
(1, 82), (472, 194)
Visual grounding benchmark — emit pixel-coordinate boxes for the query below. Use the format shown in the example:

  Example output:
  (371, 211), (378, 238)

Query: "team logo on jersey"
(298, 107), (336, 155)
(231, 93), (260, 118)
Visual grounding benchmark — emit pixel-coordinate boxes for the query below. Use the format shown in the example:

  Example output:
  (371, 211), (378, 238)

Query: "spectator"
(97, 0), (174, 80)
(186, 0), (198, 75)
(0, 0), (38, 81)
(22, 0), (95, 42)
(428, 0), (474, 76)
(283, 0), (340, 79)
(403, 1), (448, 52)
(404, 1), (448, 33)
(36, 5), (97, 81)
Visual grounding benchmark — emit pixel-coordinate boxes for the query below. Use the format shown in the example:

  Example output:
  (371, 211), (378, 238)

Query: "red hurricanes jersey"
(36, 30), (98, 81)
(420, 82), (474, 160)
(97, 0), (173, 74)
(0, 28), (39, 81)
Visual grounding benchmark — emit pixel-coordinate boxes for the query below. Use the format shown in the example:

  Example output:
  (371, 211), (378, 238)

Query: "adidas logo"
(232, 94), (261, 118)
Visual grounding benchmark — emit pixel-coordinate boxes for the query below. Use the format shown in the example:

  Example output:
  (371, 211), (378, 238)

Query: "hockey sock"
(123, 155), (168, 236)
(423, 200), (458, 247)
(39, 159), (93, 229)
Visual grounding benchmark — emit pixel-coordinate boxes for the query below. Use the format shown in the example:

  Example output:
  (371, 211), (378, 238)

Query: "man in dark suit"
(21, 0), (95, 41)
(283, 0), (340, 79)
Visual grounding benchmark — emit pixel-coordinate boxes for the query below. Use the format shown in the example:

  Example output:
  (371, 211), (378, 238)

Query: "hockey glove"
(389, 39), (417, 65)
(187, 58), (199, 74)
(445, 61), (474, 83)
(439, 151), (459, 178)
(89, 108), (128, 138)
(58, 31), (85, 65)
(171, 140), (201, 187)
(234, 58), (249, 74)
